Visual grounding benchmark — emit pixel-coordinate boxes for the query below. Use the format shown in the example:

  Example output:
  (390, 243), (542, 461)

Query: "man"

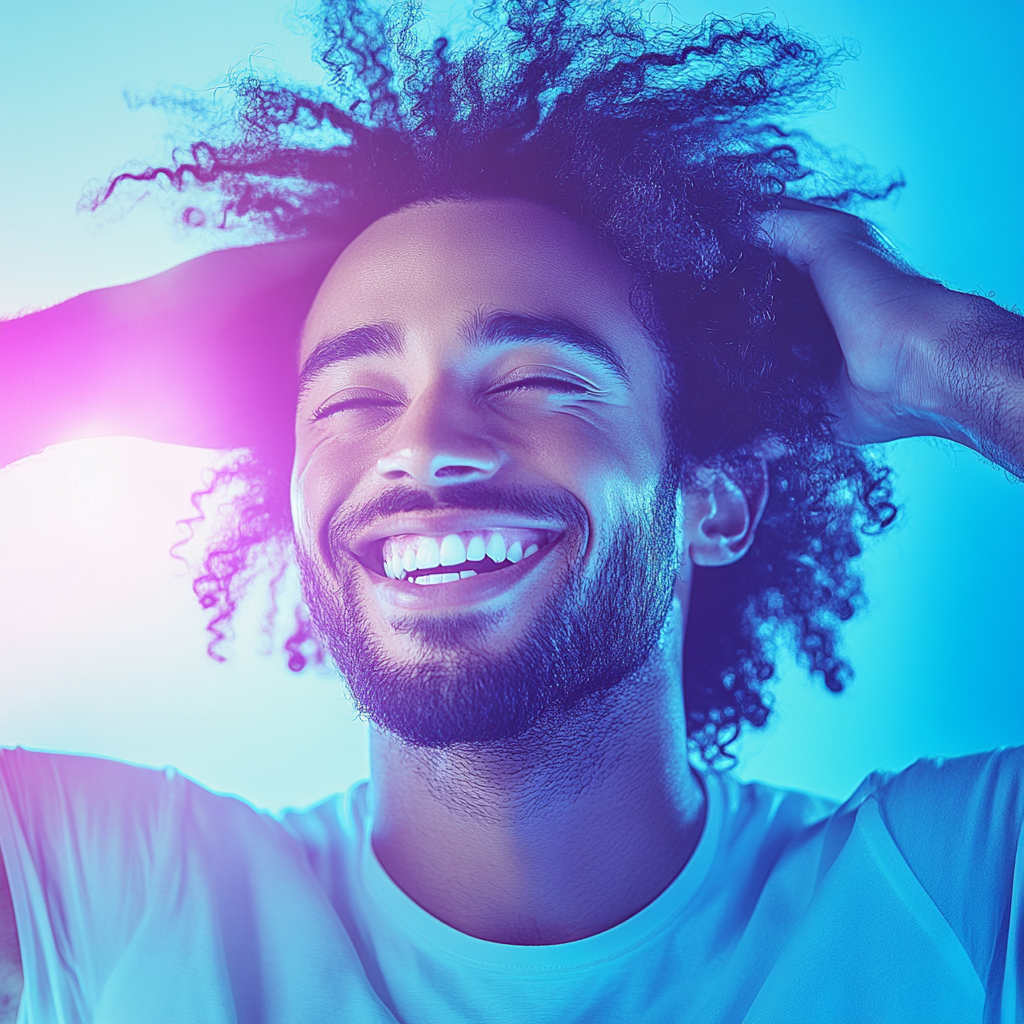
(0, 2), (1021, 1021)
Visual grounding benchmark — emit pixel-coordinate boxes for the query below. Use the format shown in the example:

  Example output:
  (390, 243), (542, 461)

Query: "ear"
(682, 461), (769, 568)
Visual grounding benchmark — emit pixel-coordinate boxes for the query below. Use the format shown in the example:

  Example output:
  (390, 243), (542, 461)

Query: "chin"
(385, 605), (516, 653)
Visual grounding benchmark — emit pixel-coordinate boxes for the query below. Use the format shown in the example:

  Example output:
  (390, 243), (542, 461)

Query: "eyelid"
(489, 378), (593, 398)
(489, 364), (601, 393)
(311, 386), (402, 420)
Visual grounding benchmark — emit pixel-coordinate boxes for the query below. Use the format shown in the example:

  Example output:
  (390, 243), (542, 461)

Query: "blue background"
(0, 0), (1021, 810)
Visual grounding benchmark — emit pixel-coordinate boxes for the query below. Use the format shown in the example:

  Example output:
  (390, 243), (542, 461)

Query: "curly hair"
(106, 0), (897, 763)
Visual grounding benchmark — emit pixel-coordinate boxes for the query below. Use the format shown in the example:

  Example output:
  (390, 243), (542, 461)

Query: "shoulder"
(0, 747), (189, 849)
(276, 780), (368, 909)
(712, 769), (839, 849)
(0, 749), (325, 968)
(842, 747), (1024, 992)
(0, 746), (237, 829)
(715, 749), (1024, 908)
(831, 747), (1024, 906)
(0, 745), (184, 802)
(0, 755), (391, 1020)
(0, 747), (302, 886)
(846, 746), (1024, 847)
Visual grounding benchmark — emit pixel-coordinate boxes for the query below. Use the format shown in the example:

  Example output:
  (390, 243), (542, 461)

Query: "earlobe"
(684, 461), (769, 568)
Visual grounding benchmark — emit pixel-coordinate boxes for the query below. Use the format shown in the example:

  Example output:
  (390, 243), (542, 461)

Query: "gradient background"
(1, 0), (1022, 813)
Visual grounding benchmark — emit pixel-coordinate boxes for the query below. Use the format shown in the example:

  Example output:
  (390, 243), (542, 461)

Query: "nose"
(376, 391), (504, 486)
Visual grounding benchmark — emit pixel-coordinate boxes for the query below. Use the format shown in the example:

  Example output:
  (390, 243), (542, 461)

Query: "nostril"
(434, 464), (484, 479)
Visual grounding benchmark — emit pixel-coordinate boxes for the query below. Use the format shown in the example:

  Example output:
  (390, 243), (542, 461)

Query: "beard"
(297, 476), (679, 748)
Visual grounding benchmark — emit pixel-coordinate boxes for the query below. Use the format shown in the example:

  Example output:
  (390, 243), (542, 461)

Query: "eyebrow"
(298, 322), (402, 397)
(297, 310), (630, 395)
(469, 312), (630, 385)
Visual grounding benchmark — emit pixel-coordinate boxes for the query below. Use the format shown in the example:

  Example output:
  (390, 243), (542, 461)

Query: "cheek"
(504, 413), (664, 548)
(291, 432), (372, 560)
(520, 405), (663, 483)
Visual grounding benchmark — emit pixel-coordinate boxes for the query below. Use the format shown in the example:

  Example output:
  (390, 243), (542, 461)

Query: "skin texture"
(0, 196), (1019, 992)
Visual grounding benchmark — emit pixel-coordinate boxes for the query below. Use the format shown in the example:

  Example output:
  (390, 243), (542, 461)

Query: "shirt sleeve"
(0, 747), (396, 1024)
(0, 747), (192, 1021)
(868, 746), (1024, 1023)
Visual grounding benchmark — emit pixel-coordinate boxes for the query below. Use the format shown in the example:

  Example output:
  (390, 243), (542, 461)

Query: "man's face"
(293, 198), (680, 746)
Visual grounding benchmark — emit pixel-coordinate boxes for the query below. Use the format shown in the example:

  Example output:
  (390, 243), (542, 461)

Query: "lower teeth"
(388, 542), (542, 583)
(411, 570), (478, 586)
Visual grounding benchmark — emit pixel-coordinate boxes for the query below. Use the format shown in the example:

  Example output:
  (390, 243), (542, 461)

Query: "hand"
(764, 199), (951, 444)
(764, 199), (1024, 476)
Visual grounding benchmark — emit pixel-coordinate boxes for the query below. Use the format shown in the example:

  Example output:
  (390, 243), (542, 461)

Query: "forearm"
(1, 241), (339, 467)
(918, 294), (1024, 479)
(0, 287), (248, 466)
(0, 292), (128, 467)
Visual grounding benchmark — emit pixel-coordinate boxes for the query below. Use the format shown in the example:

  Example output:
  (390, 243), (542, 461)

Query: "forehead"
(301, 197), (657, 371)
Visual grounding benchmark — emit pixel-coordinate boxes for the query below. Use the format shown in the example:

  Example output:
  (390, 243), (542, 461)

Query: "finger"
(760, 203), (872, 272)
(759, 206), (824, 271)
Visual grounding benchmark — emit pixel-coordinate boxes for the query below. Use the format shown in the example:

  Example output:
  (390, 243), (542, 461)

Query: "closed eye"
(488, 375), (594, 396)
(312, 390), (403, 420)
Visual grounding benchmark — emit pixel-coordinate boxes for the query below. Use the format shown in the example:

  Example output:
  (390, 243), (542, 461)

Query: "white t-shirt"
(0, 745), (1020, 1023)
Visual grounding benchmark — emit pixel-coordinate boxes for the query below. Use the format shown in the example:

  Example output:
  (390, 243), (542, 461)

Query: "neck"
(368, 599), (705, 944)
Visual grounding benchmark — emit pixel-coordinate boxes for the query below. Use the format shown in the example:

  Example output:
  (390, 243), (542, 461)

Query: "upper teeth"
(381, 530), (545, 582)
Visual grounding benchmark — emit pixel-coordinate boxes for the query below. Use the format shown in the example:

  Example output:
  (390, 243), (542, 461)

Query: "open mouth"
(374, 528), (555, 586)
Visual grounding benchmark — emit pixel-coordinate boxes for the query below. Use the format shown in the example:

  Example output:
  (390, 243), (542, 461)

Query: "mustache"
(329, 482), (587, 546)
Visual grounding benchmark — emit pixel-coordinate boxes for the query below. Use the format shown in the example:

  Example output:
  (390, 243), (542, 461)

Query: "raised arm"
(0, 239), (341, 467)
(767, 200), (1024, 479)
(0, 240), (350, 1018)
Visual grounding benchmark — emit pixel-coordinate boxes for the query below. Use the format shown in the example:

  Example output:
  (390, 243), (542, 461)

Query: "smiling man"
(295, 199), (681, 754)
(1, 2), (1023, 1022)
